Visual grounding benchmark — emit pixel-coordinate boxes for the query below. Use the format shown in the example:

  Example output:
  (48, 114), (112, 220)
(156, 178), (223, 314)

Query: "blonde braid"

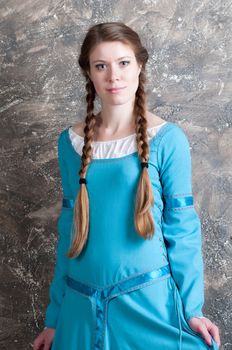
(134, 70), (155, 239)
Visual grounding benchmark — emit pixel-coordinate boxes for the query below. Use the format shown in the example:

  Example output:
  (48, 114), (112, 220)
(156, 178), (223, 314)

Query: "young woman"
(33, 21), (221, 350)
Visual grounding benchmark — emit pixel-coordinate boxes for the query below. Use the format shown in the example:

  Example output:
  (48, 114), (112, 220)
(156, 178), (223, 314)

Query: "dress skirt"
(51, 264), (218, 350)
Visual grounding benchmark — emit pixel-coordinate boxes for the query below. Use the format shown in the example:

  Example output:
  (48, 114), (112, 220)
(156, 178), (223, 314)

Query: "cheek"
(127, 71), (140, 91)
(91, 78), (103, 95)
(126, 69), (140, 83)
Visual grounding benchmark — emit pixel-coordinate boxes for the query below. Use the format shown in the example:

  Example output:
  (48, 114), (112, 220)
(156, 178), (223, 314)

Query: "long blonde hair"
(67, 21), (155, 258)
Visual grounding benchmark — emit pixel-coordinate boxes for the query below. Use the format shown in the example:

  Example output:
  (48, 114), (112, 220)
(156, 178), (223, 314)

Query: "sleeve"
(44, 132), (74, 329)
(158, 125), (205, 322)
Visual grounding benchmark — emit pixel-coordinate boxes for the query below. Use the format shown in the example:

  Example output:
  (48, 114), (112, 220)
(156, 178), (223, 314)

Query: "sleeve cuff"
(186, 314), (206, 321)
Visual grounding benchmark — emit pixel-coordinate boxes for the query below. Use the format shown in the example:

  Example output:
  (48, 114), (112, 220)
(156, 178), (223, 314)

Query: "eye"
(120, 60), (130, 66)
(95, 63), (106, 71)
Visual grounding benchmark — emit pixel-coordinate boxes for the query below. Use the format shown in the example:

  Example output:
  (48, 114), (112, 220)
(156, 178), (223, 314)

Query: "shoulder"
(57, 121), (85, 145)
(150, 116), (190, 146)
(156, 122), (192, 168)
(71, 121), (85, 137)
(145, 112), (190, 144)
(146, 111), (166, 127)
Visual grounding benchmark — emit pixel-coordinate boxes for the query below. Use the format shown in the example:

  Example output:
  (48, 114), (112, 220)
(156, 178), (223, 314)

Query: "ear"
(87, 69), (92, 81)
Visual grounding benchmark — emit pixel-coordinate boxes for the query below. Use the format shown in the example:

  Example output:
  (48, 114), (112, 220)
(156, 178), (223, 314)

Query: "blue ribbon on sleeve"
(163, 195), (193, 209)
(62, 197), (75, 208)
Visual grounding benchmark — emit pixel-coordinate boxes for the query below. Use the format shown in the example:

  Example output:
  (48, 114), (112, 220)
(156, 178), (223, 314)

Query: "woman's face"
(88, 41), (142, 107)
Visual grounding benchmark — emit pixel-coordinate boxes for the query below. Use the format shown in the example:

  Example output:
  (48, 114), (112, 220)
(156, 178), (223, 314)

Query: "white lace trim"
(68, 121), (167, 159)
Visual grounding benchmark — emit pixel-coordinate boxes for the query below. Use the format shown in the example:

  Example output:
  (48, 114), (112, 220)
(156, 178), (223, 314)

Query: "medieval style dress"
(44, 121), (218, 350)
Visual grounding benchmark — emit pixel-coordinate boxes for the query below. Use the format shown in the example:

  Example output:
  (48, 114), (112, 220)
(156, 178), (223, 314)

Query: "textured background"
(0, 0), (231, 349)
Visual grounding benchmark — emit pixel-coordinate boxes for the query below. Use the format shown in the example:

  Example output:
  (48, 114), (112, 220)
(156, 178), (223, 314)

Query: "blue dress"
(44, 121), (218, 350)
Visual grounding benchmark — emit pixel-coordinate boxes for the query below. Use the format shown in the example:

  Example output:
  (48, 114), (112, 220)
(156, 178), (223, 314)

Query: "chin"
(104, 94), (135, 103)
(110, 98), (131, 105)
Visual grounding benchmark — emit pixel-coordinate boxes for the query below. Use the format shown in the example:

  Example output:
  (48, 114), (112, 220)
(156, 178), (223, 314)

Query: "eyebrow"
(92, 56), (133, 63)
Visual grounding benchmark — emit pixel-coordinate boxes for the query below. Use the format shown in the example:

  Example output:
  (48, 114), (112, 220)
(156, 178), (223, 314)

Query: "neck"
(96, 101), (138, 137)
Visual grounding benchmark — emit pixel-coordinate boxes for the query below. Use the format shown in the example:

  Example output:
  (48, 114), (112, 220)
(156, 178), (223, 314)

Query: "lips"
(107, 87), (126, 92)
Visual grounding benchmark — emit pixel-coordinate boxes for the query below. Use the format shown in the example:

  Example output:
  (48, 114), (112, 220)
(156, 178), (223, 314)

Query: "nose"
(107, 65), (120, 82)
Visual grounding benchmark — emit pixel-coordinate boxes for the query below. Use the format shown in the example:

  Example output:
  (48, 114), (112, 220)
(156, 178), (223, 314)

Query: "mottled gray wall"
(0, 0), (231, 349)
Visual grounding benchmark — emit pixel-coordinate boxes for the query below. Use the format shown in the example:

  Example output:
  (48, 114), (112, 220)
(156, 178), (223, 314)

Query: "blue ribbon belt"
(66, 264), (171, 350)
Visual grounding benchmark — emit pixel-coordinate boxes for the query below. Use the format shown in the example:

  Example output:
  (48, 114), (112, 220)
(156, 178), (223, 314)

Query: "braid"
(67, 78), (96, 258)
(134, 69), (155, 239)
(134, 72), (149, 161)
(79, 80), (96, 177)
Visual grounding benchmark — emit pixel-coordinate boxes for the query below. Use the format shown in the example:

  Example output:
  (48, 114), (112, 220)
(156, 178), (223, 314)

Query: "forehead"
(89, 41), (135, 62)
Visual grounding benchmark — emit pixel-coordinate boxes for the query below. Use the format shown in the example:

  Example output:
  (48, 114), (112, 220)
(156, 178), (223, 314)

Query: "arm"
(44, 132), (73, 328)
(158, 124), (205, 322)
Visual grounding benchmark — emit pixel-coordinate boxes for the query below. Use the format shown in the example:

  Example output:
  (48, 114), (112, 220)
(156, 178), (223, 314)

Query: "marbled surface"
(0, 0), (231, 349)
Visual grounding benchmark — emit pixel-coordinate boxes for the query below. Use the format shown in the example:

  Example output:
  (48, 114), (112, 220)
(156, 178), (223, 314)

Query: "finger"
(198, 323), (213, 346)
(202, 319), (221, 347)
(43, 341), (52, 350)
(208, 324), (221, 347)
(33, 338), (44, 350)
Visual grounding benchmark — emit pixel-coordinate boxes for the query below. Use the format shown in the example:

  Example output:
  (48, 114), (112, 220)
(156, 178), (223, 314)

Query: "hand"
(32, 327), (55, 350)
(188, 316), (221, 348)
